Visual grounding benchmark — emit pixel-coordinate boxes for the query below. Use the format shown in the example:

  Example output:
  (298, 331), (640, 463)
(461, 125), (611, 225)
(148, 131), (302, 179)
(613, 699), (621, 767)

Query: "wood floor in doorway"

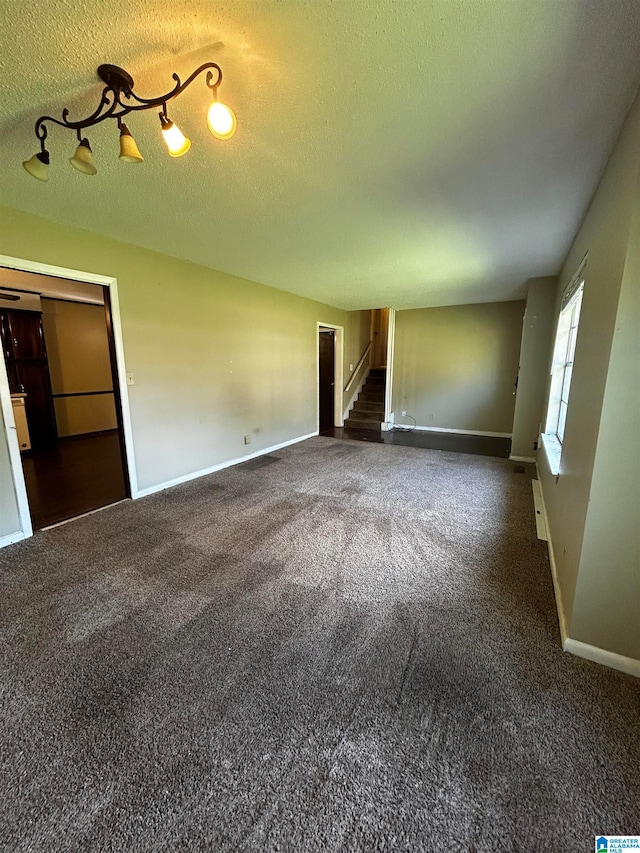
(321, 426), (512, 458)
(21, 430), (127, 529)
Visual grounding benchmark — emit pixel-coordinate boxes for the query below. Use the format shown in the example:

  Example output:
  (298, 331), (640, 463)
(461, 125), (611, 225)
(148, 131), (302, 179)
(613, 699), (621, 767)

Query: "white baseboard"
(535, 468), (639, 678)
(0, 531), (28, 549)
(531, 479), (548, 541)
(134, 431), (318, 499)
(563, 638), (640, 678)
(381, 411), (395, 432)
(509, 455), (536, 463)
(405, 425), (512, 438)
(535, 467), (568, 645)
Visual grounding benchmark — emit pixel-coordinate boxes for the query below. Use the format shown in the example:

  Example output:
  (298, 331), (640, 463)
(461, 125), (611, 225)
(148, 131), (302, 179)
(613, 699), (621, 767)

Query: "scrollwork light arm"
(33, 62), (223, 146)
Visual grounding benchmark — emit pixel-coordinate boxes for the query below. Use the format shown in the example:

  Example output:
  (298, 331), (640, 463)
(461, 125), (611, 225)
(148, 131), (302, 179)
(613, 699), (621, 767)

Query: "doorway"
(317, 322), (344, 434)
(318, 329), (335, 432)
(1, 267), (131, 530)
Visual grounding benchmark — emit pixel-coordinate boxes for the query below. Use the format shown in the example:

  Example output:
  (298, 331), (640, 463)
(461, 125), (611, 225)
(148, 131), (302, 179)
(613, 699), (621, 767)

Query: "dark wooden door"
(319, 330), (335, 432)
(1, 308), (57, 448)
(14, 361), (57, 447)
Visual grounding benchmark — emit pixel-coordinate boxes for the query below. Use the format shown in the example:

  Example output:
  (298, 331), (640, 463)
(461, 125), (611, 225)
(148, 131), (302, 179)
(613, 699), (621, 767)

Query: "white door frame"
(317, 322), (344, 430)
(0, 348), (33, 544)
(0, 254), (138, 543)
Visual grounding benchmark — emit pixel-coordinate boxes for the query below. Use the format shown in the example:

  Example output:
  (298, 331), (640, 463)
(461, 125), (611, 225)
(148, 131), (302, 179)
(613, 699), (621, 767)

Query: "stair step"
(352, 411), (384, 419)
(369, 368), (386, 378)
(345, 417), (382, 431)
(359, 390), (385, 402)
(366, 376), (385, 385)
(352, 400), (384, 413)
(347, 410), (381, 422)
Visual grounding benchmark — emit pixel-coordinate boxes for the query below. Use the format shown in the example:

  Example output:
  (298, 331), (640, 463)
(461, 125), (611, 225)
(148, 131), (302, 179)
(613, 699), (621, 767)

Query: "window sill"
(541, 433), (562, 477)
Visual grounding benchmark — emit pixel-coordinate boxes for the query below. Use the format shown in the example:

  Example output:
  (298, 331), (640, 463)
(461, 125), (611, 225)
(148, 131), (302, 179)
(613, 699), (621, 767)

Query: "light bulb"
(207, 101), (237, 140)
(159, 116), (191, 157)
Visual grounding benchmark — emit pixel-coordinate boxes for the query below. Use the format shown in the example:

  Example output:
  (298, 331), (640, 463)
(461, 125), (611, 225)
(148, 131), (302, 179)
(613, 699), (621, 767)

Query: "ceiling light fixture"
(22, 62), (237, 181)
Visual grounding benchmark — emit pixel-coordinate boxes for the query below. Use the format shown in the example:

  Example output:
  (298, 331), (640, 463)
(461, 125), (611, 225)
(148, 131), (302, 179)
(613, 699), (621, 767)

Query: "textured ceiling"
(1, 0), (640, 310)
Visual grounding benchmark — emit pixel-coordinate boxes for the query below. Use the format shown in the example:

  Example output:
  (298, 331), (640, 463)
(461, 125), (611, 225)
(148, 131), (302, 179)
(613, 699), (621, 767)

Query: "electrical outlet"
(244, 435), (251, 445)
(429, 413), (435, 420)
(126, 372), (135, 385)
(401, 410), (407, 416)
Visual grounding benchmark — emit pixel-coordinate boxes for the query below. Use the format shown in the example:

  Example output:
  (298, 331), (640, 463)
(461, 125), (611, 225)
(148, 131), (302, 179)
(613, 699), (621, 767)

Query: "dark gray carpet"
(1, 437), (638, 851)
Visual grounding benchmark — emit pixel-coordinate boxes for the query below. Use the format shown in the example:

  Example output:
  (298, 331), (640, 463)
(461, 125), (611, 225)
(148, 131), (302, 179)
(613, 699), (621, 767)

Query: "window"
(547, 285), (583, 442)
(542, 259), (586, 474)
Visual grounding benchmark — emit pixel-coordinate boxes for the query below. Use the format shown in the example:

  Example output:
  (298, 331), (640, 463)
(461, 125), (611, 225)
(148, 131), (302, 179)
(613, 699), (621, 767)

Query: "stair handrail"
(343, 341), (372, 394)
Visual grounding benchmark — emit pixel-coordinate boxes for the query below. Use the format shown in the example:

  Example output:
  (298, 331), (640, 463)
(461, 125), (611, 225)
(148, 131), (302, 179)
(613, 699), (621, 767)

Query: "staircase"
(344, 368), (386, 430)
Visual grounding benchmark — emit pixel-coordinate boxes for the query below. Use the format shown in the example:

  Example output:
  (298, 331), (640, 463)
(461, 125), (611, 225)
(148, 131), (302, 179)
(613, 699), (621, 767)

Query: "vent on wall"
(0, 290), (42, 312)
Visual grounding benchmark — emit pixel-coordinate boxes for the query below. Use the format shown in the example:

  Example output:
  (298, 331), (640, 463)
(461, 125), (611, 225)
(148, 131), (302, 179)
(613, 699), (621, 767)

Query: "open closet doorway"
(318, 329), (335, 432)
(317, 323), (344, 434)
(0, 267), (130, 529)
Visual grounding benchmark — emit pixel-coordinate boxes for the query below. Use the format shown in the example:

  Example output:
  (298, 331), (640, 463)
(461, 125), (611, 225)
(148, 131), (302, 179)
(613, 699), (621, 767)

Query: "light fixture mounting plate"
(97, 64), (134, 93)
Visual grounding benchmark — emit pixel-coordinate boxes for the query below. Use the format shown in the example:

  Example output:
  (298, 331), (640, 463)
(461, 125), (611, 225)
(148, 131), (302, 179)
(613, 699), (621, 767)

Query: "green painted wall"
(537, 90), (640, 653)
(0, 206), (368, 535)
(568, 152), (640, 661)
(392, 301), (525, 434)
(510, 278), (558, 460)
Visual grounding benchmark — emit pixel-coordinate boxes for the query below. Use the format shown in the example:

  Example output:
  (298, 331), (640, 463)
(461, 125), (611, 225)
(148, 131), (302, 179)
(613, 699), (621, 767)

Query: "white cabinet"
(11, 394), (31, 451)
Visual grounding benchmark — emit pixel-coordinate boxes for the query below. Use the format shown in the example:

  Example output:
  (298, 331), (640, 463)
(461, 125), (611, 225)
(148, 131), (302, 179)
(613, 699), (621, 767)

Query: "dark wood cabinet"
(0, 312), (18, 390)
(5, 310), (47, 360)
(0, 309), (57, 448)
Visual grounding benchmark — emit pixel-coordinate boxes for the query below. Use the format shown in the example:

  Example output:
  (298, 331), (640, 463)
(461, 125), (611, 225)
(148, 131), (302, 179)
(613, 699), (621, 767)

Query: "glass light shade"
(119, 125), (144, 163)
(161, 119), (191, 157)
(23, 151), (50, 182)
(207, 101), (237, 140)
(69, 138), (97, 175)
